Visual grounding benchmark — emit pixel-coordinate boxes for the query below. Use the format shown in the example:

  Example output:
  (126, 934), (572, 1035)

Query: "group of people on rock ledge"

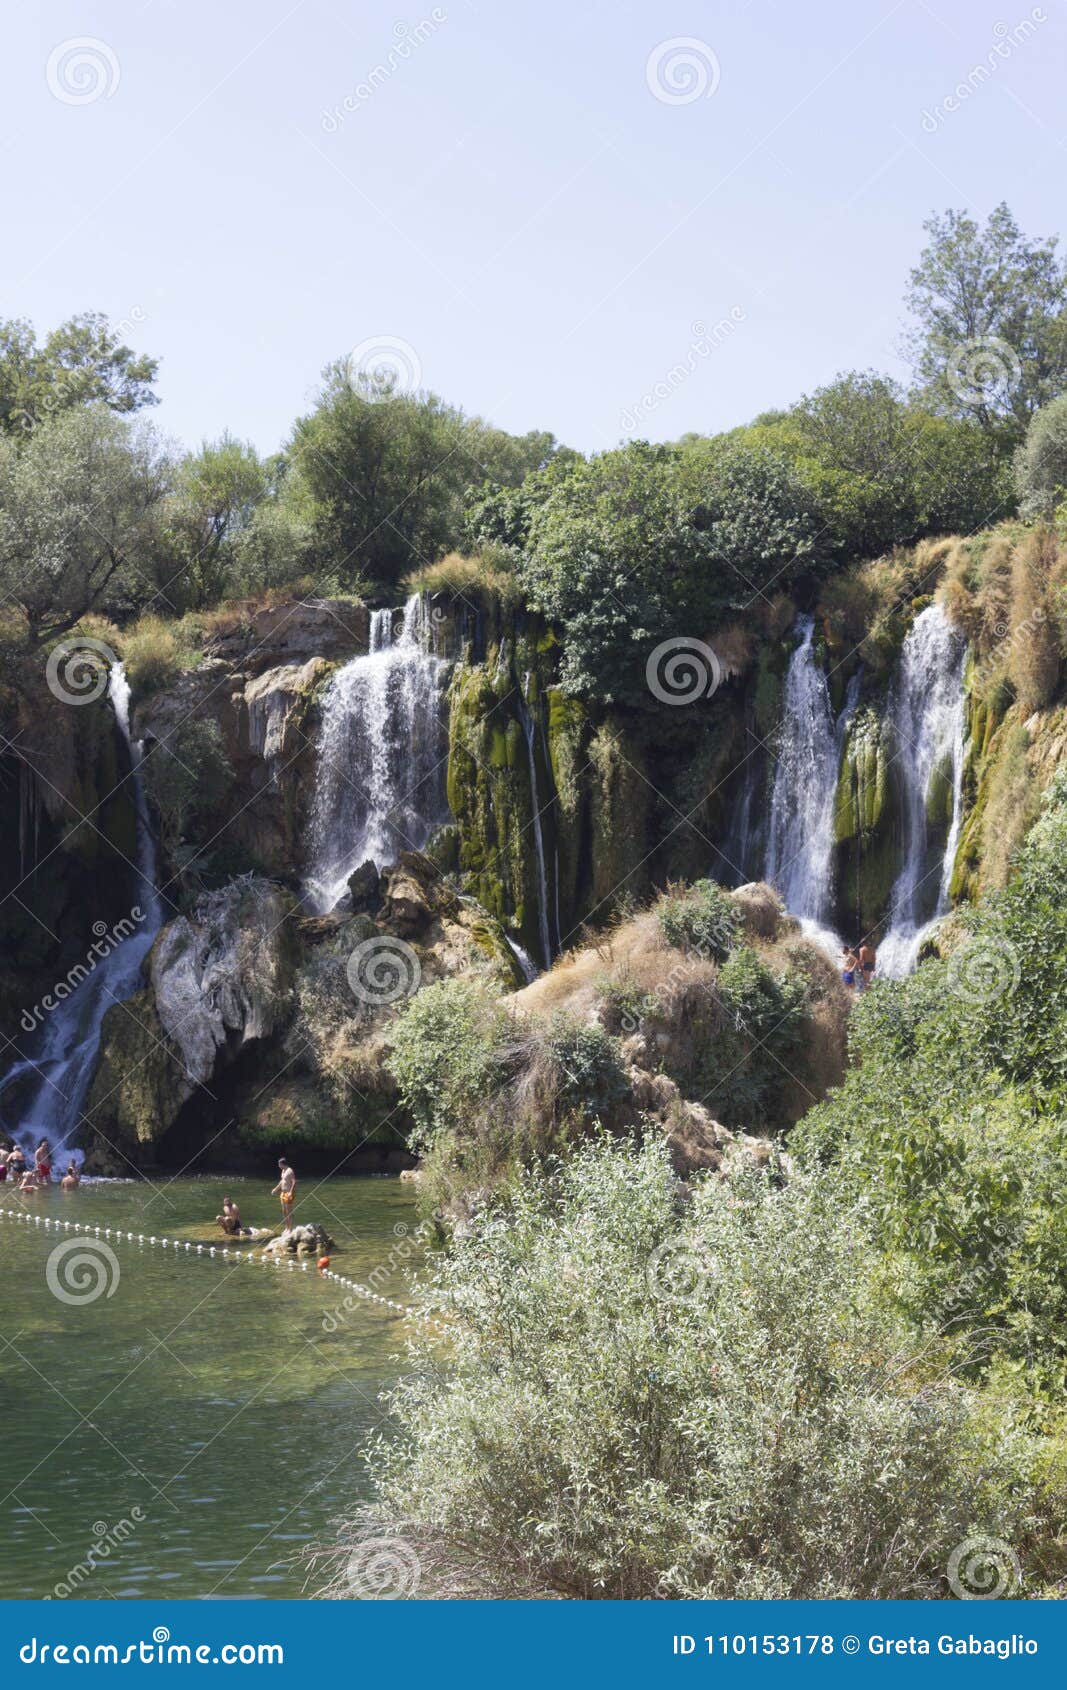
(841, 940), (877, 993)
(0, 1138), (80, 1191)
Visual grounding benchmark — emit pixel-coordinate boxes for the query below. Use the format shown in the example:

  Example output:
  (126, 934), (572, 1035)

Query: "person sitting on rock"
(60, 1162), (80, 1190)
(271, 1158), (296, 1230)
(216, 1196), (240, 1236)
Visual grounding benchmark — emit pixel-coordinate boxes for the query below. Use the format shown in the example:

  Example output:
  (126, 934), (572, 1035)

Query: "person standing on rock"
(271, 1158), (296, 1230)
(858, 940), (876, 990)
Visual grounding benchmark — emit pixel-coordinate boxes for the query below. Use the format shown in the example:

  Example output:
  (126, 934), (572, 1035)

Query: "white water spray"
(877, 605), (967, 978)
(304, 596), (450, 913)
(763, 619), (859, 954)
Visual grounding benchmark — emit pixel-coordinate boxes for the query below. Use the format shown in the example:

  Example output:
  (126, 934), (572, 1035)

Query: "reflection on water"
(0, 1175), (420, 1598)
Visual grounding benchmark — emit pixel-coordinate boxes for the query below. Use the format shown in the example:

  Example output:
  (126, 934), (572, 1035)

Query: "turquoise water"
(0, 1175), (421, 1599)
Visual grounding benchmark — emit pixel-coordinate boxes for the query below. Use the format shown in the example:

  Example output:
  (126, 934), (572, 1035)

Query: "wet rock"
(347, 860), (382, 915)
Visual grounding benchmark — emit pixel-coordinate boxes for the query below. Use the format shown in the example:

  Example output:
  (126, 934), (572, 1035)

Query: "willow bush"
(365, 1136), (1039, 1599)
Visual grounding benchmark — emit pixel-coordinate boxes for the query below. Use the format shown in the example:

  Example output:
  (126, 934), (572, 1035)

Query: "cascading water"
(0, 664), (164, 1168)
(763, 618), (859, 952)
(304, 595), (450, 913)
(516, 679), (556, 970)
(877, 604), (967, 978)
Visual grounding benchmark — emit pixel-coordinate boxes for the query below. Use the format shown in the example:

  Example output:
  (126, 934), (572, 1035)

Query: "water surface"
(0, 1175), (419, 1599)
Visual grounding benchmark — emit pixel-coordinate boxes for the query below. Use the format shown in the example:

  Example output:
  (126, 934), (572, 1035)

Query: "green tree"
(520, 441), (817, 701)
(159, 434), (270, 607)
(1015, 393), (1067, 517)
(0, 312), (158, 434)
(290, 364), (556, 589)
(906, 204), (1067, 438)
(0, 405), (169, 642)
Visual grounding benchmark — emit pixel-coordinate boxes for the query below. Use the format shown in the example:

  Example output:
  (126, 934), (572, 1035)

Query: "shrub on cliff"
(519, 440), (818, 701)
(656, 878), (738, 962)
(362, 1136), (1040, 1599)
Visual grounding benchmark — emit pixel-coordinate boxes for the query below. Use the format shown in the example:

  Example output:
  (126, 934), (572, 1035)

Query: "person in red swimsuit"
(35, 1139), (52, 1182)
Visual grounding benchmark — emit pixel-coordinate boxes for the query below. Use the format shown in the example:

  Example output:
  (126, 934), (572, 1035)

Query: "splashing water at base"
(303, 596), (450, 913)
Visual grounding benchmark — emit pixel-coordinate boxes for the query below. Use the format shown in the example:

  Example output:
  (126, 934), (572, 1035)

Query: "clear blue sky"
(3, 0), (1064, 456)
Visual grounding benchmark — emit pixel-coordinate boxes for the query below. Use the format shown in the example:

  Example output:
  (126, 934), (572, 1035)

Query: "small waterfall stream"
(877, 605), (967, 978)
(517, 680), (556, 970)
(304, 595), (450, 913)
(763, 619), (859, 952)
(0, 664), (164, 1167)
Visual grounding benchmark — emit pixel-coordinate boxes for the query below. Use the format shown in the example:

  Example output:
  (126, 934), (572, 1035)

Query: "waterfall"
(517, 680), (555, 970)
(503, 935), (539, 985)
(0, 664), (164, 1168)
(763, 619), (859, 951)
(877, 605), (967, 978)
(304, 595), (450, 913)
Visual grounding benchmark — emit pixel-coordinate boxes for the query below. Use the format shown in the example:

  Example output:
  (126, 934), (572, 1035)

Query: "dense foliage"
(796, 772), (1067, 1391)
(367, 1136), (1045, 1599)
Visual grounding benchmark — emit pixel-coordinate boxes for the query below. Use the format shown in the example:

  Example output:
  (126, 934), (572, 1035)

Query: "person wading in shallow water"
(271, 1158), (296, 1230)
(60, 1162), (80, 1190)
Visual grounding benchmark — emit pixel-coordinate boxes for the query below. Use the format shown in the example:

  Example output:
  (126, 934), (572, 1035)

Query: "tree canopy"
(0, 312), (158, 435)
(905, 203), (1067, 440)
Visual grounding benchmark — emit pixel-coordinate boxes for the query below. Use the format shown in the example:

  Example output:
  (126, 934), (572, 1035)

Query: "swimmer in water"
(60, 1162), (81, 1190)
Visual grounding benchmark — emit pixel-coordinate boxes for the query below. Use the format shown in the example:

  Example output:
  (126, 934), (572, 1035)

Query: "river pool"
(0, 1174), (420, 1599)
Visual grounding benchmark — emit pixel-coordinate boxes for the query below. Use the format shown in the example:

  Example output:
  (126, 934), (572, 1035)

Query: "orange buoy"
(318, 1255), (331, 1272)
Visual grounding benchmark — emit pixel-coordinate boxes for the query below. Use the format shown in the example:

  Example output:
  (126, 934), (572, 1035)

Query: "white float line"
(0, 1205), (445, 1329)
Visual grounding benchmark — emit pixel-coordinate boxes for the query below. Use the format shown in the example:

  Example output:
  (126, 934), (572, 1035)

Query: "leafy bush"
(657, 878), (738, 962)
(519, 441), (818, 701)
(121, 612), (204, 693)
(387, 977), (509, 1147)
(364, 1136), (1040, 1598)
(797, 777), (1067, 1388)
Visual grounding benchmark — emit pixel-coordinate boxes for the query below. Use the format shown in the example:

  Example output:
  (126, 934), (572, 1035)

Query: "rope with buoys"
(0, 1203), (448, 1332)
